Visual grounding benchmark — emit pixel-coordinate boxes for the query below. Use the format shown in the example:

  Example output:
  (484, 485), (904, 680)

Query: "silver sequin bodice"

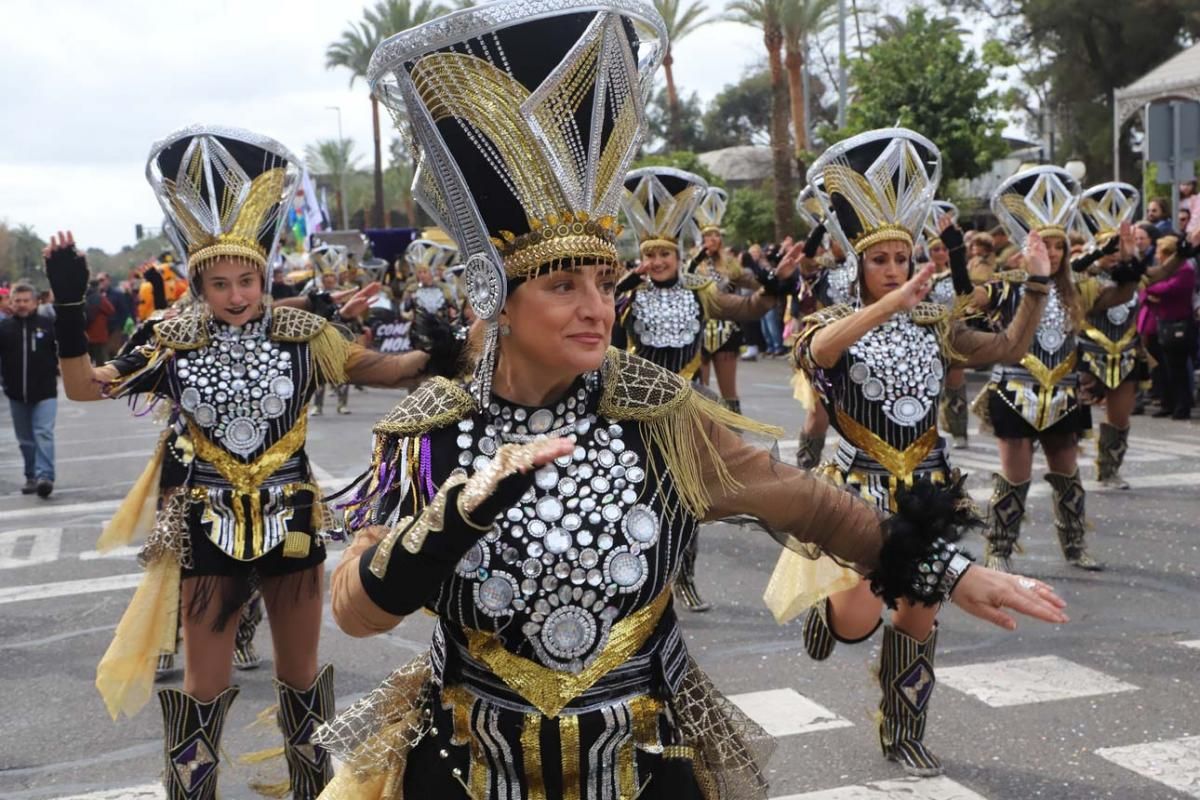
(413, 285), (448, 315)
(630, 283), (701, 349)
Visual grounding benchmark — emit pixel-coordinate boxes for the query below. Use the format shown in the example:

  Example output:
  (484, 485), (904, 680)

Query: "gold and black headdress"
(621, 167), (708, 255)
(921, 200), (959, 248)
(691, 186), (728, 238)
(146, 125), (300, 291)
(990, 165), (1080, 245)
(370, 0), (664, 402)
(1076, 182), (1140, 244)
(807, 128), (941, 256)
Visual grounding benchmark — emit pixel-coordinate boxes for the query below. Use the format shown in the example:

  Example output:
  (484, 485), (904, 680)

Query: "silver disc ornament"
(464, 253), (507, 321)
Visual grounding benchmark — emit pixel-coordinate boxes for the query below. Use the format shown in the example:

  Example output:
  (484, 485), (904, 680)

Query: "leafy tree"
(645, 87), (707, 154)
(654, 0), (715, 150)
(840, 7), (1006, 181)
(632, 150), (724, 187)
(701, 68), (774, 149)
(942, 0), (1200, 178)
(726, 0), (796, 240)
(781, 0), (838, 160)
(724, 185), (777, 246)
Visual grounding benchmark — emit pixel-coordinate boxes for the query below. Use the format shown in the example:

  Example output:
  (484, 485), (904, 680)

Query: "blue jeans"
(9, 397), (56, 481)
(761, 306), (784, 352)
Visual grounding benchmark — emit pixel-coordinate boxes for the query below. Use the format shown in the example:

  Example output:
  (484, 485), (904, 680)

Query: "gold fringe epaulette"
(910, 301), (949, 326)
(803, 303), (854, 327)
(373, 377), (475, 437)
(270, 306), (329, 342)
(154, 309), (209, 350)
(268, 307), (354, 384)
(679, 271), (715, 292)
(599, 348), (783, 517)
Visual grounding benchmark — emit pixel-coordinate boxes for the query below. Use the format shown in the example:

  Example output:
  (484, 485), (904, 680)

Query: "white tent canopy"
(1112, 42), (1200, 178)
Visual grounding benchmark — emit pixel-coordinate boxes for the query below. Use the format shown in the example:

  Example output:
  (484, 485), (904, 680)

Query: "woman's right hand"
(883, 262), (936, 314)
(949, 566), (1068, 630)
(42, 230), (90, 305)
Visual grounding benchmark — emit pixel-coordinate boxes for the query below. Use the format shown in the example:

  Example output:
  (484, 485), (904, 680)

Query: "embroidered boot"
(940, 384), (969, 448)
(159, 686), (239, 800)
(878, 624), (942, 777)
(802, 596), (881, 660)
(1095, 422), (1130, 490)
(984, 473), (1029, 573)
(1045, 470), (1104, 571)
(795, 432), (826, 469)
(274, 664), (335, 799)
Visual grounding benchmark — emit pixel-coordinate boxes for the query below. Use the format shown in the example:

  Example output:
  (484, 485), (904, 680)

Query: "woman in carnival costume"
(975, 167), (1145, 574)
(1072, 183), (1200, 487)
(764, 128), (1057, 777)
(311, 6), (1067, 798)
(44, 125), (432, 800)
(616, 169), (798, 612)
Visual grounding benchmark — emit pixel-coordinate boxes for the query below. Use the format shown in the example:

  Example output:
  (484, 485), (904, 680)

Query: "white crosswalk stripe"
(775, 775), (989, 799)
(1095, 735), (1200, 799)
(729, 688), (853, 736)
(48, 786), (163, 800)
(1180, 640), (1200, 650)
(937, 655), (1139, 707)
(0, 527), (63, 569)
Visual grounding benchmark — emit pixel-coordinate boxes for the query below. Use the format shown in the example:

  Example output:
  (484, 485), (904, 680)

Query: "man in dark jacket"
(0, 282), (58, 496)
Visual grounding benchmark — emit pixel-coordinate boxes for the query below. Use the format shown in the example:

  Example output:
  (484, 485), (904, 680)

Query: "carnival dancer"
(687, 188), (759, 411)
(765, 129), (1054, 777)
(1074, 183), (1198, 487)
(922, 202), (975, 449)
(308, 245), (356, 416)
(45, 125), (432, 800)
(400, 238), (460, 323)
(975, 167), (1144, 574)
(309, 8), (1067, 799)
(617, 169), (796, 612)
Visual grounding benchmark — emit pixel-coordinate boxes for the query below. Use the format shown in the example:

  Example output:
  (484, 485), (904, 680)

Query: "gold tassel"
(95, 556), (180, 720)
(642, 389), (783, 519)
(96, 432), (167, 552)
(240, 746), (286, 764)
(311, 321), (352, 385)
(248, 778), (292, 798)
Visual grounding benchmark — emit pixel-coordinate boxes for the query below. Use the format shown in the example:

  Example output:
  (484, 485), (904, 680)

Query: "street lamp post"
(326, 105), (350, 230)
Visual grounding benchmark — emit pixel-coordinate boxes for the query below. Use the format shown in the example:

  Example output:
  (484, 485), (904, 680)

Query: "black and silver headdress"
(146, 125), (300, 293)
(620, 167), (708, 255)
(990, 165), (1080, 245)
(807, 128), (941, 256)
(369, 0), (665, 403)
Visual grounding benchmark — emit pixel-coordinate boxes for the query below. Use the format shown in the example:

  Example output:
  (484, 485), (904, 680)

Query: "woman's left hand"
(773, 240), (808, 282)
(1023, 231), (1051, 277)
(949, 567), (1068, 630)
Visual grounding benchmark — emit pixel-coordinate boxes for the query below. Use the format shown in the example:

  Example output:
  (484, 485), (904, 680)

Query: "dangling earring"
(472, 321), (500, 408)
(499, 323), (512, 336)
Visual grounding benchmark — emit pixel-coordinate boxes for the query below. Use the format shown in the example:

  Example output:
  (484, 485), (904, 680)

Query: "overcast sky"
(0, 0), (774, 252)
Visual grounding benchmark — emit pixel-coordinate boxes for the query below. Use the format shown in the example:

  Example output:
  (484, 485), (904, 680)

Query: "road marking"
(0, 450), (152, 470)
(0, 527), (63, 569)
(79, 545), (141, 561)
(939, 655), (1138, 708)
(0, 572), (141, 605)
(46, 784), (163, 800)
(1095, 735), (1200, 799)
(1180, 640), (1200, 650)
(728, 688), (852, 737)
(0, 499), (121, 523)
(775, 775), (990, 799)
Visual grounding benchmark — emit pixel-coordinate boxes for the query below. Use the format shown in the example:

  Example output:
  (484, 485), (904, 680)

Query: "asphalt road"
(1, 359), (1197, 800)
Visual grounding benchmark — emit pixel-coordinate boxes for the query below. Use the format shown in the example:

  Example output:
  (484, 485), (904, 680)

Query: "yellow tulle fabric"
(95, 555), (180, 720)
(763, 549), (860, 625)
(790, 370), (819, 411)
(318, 769), (396, 800)
(95, 434), (166, 552)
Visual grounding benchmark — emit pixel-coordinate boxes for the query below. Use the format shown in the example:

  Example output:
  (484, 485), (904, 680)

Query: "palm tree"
(306, 138), (361, 230)
(327, 1), (452, 230)
(781, 0), (837, 165)
(727, 0), (794, 239)
(326, 20), (385, 228)
(654, 0), (713, 150)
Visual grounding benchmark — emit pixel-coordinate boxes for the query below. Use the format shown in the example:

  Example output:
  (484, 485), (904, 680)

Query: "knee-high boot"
(801, 595), (881, 660)
(940, 384), (969, 447)
(675, 538), (710, 612)
(1045, 470), (1104, 571)
(159, 686), (239, 800)
(1095, 422), (1130, 490)
(984, 473), (1029, 573)
(795, 432), (826, 469)
(274, 664), (335, 799)
(878, 624), (942, 777)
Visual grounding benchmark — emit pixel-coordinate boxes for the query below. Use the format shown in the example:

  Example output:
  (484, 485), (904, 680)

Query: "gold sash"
(835, 409), (939, 484)
(464, 588), (672, 718)
(186, 414), (309, 559)
(1019, 351), (1078, 389)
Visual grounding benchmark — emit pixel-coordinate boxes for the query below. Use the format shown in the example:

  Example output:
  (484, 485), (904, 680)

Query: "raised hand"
(773, 240), (808, 282)
(1118, 221), (1135, 260)
(884, 262), (936, 313)
(42, 230), (90, 305)
(950, 567), (1069, 631)
(336, 281), (382, 319)
(1023, 230), (1051, 277)
(937, 212), (956, 234)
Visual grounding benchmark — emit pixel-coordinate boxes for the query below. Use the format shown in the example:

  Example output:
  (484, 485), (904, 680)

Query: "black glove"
(803, 224), (826, 259)
(1109, 257), (1146, 284)
(410, 309), (466, 378)
(143, 267), (167, 310)
(939, 225), (973, 296)
(614, 269), (643, 296)
(357, 465), (540, 616)
(53, 304), (89, 359)
(45, 245), (90, 305)
(306, 291), (338, 320)
(1178, 237), (1199, 260)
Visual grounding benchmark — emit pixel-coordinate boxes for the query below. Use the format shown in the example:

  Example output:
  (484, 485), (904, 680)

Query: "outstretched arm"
(42, 231), (117, 401)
